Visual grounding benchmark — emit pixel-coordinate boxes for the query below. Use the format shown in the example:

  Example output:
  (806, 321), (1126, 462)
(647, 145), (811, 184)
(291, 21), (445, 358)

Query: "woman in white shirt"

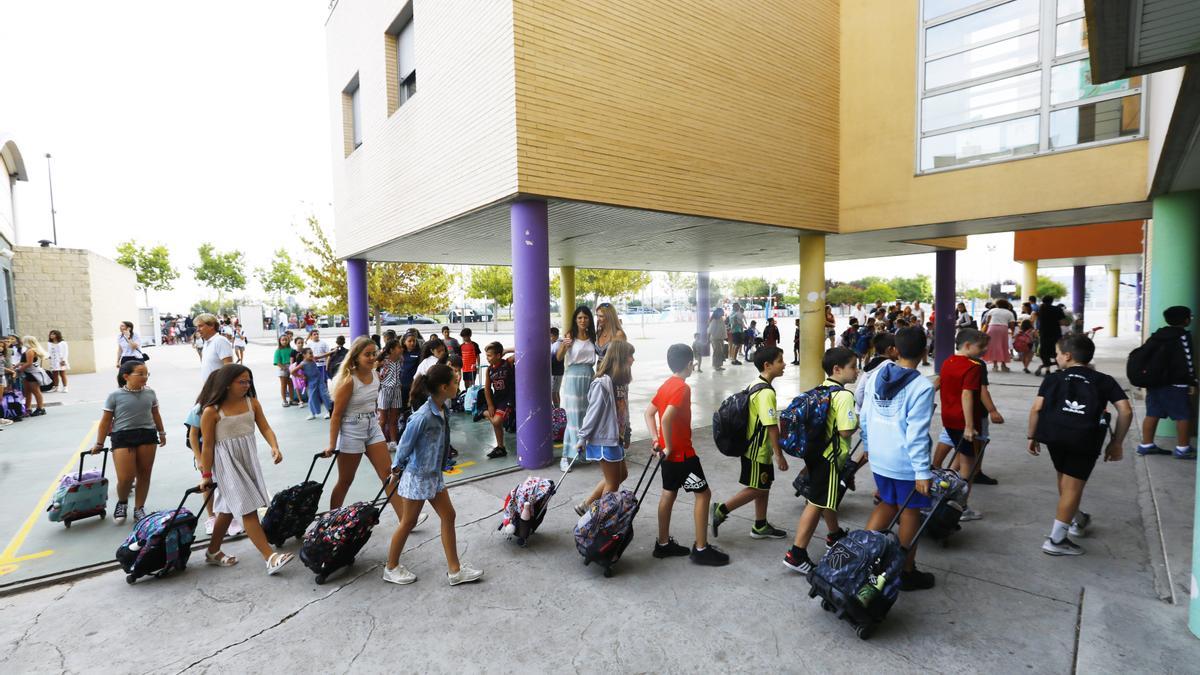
(556, 307), (597, 473)
(46, 329), (70, 393)
(116, 321), (144, 367)
(982, 299), (1017, 371)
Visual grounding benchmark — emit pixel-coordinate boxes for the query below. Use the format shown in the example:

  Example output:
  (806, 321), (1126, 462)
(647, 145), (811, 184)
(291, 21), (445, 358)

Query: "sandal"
(266, 551), (294, 576)
(205, 551), (239, 567)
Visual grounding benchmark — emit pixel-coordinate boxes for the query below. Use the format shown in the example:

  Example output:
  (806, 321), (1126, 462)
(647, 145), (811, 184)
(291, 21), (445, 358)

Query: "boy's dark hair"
(441, 325), (450, 332)
(1041, 295), (1055, 305)
(425, 363), (456, 393)
(550, 326), (559, 337)
(894, 327), (927, 360)
(667, 343), (694, 373)
(1164, 305), (1192, 326)
(848, 317), (859, 326)
(955, 328), (987, 349)
(460, 327), (473, 338)
(1057, 333), (1095, 364)
(335, 335), (345, 345)
(1020, 319), (1033, 330)
(822, 347), (856, 375)
(447, 353), (463, 369)
(753, 346), (784, 371)
(485, 341), (504, 355)
(872, 332), (896, 353)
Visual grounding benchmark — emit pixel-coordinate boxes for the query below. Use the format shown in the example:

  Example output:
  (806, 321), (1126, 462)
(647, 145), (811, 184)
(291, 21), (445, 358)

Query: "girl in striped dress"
(199, 364), (293, 575)
(556, 307), (597, 473)
(376, 338), (405, 450)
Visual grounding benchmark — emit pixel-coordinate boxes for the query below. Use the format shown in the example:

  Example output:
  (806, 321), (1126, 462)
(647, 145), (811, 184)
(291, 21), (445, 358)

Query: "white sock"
(1178, 446), (1191, 452)
(1137, 442), (1154, 448)
(1050, 520), (1069, 541)
(694, 545), (705, 551)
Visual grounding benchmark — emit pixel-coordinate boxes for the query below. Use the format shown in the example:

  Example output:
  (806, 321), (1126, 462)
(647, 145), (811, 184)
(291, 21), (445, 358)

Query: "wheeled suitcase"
(922, 438), (986, 544)
(116, 485), (214, 584)
(261, 451), (339, 547)
(807, 485), (947, 639)
(573, 456), (661, 577)
(300, 477), (398, 584)
(48, 448), (111, 527)
(498, 454), (579, 546)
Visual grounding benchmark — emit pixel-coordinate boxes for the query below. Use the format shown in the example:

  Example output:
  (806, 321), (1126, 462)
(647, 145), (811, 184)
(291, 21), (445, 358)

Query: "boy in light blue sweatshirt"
(859, 327), (936, 591)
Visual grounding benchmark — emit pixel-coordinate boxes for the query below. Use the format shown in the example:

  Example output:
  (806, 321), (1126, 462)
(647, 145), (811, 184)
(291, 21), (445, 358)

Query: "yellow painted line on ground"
(0, 421), (98, 577)
(443, 460), (477, 476)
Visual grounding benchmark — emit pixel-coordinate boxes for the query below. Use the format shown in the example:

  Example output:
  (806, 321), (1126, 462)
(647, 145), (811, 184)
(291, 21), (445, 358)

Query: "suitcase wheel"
(856, 623), (874, 640)
(820, 599), (833, 612)
(808, 586), (817, 598)
(603, 567), (613, 578)
(101, 510), (106, 520)
(315, 575), (327, 585)
(125, 574), (136, 585)
(64, 520), (71, 529)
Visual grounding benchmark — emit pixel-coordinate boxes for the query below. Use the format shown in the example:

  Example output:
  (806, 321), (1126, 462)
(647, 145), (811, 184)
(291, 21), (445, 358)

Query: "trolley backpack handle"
(304, 450), (340, 486)
(78, 447), (111, 481)
(372, 472), (402, 506)
(536, 452), (583, 522)
(631, 455), (664, 510)
(163, 483), (217, 536)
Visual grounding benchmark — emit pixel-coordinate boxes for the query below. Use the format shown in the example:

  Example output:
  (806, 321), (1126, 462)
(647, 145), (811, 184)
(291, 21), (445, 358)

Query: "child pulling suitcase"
(300, 474), (399, 584)
(498, 453), (580, 546)
(573, 456), (662, 578)
(116, 484), (214, 584)
(48, 448), (111, 527)
(261, 450), (339, 547)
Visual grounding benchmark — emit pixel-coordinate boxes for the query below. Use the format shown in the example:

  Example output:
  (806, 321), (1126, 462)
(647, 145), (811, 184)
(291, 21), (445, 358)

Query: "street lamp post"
(45, 153), (58, 245)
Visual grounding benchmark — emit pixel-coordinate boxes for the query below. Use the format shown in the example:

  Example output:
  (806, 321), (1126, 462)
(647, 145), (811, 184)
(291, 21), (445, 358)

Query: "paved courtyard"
(0, 328), (1195, 673)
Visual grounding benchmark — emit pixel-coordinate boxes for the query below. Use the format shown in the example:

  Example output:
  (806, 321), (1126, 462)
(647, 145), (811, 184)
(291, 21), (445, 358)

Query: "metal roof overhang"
(1087, 0), (1200, 83)
(355, 197), (1150, 272)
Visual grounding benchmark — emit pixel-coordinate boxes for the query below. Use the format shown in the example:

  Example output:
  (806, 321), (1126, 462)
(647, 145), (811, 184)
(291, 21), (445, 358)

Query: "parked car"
(447, 308), (493, 323)
(621, 306), (660, 315)
(380, 312), (437, 326)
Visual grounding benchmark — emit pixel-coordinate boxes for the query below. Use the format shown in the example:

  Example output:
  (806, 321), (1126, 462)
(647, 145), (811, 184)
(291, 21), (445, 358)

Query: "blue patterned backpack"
(780, 385), (842, 458)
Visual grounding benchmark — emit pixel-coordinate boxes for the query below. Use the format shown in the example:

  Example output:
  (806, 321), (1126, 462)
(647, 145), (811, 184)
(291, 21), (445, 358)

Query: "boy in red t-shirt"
(938, 329), (989, 481)
(643, 344), (730, 566)
(458, 327), (480, 388)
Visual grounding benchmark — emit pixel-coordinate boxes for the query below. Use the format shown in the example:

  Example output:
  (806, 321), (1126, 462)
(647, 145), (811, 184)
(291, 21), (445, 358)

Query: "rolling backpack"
(300, 477), (398, 584)
(261, 451), (339, 547)
(1034, 370), (1107, 446)
(712, 382), (772, 457)
(780, 385), (843, 458)
(48, 449), (111, 527)
(116, 486), (212, 584)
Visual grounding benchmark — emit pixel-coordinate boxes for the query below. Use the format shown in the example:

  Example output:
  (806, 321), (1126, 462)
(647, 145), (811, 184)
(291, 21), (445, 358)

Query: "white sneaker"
(205, 516), (215, 535)
(1042, 536), (1084, 556)
(960, 508), (983, 522)
(387, 441), (398, 453)
(447, 562), (483, 586)
(50, 386), (59, 393)
(383, 563), (417, 585)
(305, 413), (317, 420)
(323, 413), (331, 419)
(1069, 512), (1091, 538)
(560, 457), (572, 473)
(61, 386), (68, 393)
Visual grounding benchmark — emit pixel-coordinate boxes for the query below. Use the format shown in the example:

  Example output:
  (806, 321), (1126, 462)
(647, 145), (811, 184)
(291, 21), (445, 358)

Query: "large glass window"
(919, 0), (1143, 172)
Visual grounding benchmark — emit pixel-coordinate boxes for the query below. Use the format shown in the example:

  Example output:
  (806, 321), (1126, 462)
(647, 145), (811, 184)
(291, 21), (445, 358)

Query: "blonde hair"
(22, 335), (48, 359)
(194, 313), (218, 327)
(596, 339), (634, 386)
(595, 304), (623, 341)
(335, 336), (377, 386)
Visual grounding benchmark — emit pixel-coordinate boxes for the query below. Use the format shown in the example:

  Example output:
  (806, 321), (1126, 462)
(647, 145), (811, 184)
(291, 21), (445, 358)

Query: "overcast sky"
(0, 1), (1028, 313)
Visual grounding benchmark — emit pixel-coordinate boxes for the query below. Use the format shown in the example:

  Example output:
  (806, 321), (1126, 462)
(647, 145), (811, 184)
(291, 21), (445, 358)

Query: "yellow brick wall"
(839, 0), (1148, 234)
(512, 0), (839, 232)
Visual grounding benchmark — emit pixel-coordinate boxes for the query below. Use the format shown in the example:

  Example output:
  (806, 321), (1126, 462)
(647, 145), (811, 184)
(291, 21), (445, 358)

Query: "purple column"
(1134, 272), (1144, 334)
(696, 271), (711, 356)
(1072, 265), (1086, 322)
(511, 199), (553, 469)
(346, 258), (368, 340)
(934, 250), (956, 372)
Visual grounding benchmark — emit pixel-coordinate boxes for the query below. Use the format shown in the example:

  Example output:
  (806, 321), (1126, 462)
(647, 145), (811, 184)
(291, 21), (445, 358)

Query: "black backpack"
(712, 382), (772, 457)
(1035, 370), (1107, 446)
(1126, 338), (1172, 388)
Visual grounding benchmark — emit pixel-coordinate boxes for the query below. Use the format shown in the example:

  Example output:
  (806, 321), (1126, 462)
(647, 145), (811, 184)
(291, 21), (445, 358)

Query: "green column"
(1149, 191), (1200, 638)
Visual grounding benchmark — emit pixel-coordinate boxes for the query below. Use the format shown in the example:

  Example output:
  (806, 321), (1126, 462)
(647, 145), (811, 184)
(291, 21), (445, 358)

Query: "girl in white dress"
(199, 364), (293, 575)
(46, 330), (69, 392)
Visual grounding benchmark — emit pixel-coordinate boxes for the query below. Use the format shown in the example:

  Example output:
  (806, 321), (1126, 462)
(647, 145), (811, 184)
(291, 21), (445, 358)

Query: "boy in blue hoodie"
(860, 327), (937, 591)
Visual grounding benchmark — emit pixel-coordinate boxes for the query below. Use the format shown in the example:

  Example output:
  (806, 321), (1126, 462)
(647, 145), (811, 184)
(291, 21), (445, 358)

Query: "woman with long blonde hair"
(18, 336), (49, 416)
(573, 340), (636, 514)
(325, 337), (427, 527)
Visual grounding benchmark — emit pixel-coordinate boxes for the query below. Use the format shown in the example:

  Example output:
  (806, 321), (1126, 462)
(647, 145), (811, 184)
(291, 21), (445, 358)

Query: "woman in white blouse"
(556, 307), (597, 473)
(46, 329), (69, 393)
(116, 321), (145, 367)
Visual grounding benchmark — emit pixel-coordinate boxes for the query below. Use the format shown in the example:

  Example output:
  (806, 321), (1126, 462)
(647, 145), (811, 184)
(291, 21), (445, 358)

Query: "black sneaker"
(449, 445), (460, 458)
(900, 567), (935, 591)
(652, 537), (690, 559)
(782, 548), (813, 574)
(113, 501), (128, 524)
(730, 360), (742, 365)
(690, 544), (730, 566)
(750, 522), (787, 539)
(30, 408), (46, 417)
(486, 446), (507, 459)
(824, 528), (849, 550)
(973, 472), (998, 485)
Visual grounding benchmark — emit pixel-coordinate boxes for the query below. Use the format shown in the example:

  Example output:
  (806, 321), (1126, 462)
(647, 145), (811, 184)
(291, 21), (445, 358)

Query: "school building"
(325, 0), (1199, 632)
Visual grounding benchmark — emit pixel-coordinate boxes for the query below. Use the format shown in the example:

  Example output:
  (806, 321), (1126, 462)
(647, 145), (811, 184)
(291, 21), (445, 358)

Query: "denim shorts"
(584, 444), (625, 462)
(873, 473), (932, 510)
(1147, 386), (1192, 421)
(336, 413), (385, 454)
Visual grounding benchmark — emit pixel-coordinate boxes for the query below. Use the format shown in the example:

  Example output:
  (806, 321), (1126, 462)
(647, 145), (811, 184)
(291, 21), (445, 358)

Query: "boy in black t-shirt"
(1027, 334), (1132, 556)
(482, 341), (515, 460)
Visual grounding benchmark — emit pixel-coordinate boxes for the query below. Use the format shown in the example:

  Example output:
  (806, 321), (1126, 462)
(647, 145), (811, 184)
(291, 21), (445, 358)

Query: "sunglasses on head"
(597, 303), (612, 310)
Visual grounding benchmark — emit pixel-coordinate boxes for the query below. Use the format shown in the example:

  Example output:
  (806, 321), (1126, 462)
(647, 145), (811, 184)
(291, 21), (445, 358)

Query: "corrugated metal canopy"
(1088, 0), (1200, 82)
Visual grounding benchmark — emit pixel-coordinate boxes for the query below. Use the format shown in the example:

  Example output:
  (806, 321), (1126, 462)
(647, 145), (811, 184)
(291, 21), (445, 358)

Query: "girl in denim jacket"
(384, 363), (483, 587)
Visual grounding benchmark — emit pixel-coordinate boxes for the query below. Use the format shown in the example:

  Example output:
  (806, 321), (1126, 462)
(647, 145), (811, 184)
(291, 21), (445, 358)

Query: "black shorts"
(1047, 444), (1101, 481)
(944, 428), (977, 458)
(661, 455), (709, 493)
(462, 371), (476, 387)
(110, 428), (159, 449)
(739, 456), (774, 490)
(803, 453), (840, 510)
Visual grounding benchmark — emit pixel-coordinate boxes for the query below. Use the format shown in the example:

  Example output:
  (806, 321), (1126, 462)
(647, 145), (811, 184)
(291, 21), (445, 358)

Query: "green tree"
(889, 275), (933, 303)
(190, 297), (241, 316)
(861, 282), (897, 304)
(255, 249), (304, 306)
(731, 276), (771, 300)
(826, 284), (863, 306)
(468, 266), (514, 307)
(115, 241), (179, 305)
(577, 269), (651, 304)
(963, 287), (990, 300)
(296, 216), (452, 333)
(191, 243), (246, 305)
(1023, 275), (1068, 300)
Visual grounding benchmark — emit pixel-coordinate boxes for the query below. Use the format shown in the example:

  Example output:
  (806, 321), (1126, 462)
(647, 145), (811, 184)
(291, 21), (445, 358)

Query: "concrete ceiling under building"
(359, 198), (1151, 272)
